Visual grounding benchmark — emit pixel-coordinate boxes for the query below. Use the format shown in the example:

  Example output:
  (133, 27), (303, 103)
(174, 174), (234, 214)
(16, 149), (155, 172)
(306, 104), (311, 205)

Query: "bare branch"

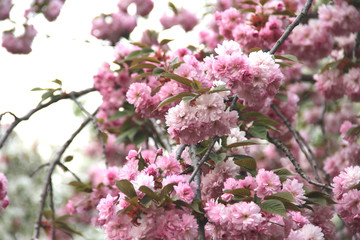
(188, 136), (219, 183)
(69, 93), (108, 167)
(149, 118), (172, 152)
(267, 135), (332, 191)
(29, 163), (50, 178)
(270, 103), (322, 183)
(49, 178), (56, 240)
(58, 163), (82, 182)
(0, 87), (96, 149)
(176, 144), (187, 160)
(32, 109), (97, 240)
(270, 0), (313, 55)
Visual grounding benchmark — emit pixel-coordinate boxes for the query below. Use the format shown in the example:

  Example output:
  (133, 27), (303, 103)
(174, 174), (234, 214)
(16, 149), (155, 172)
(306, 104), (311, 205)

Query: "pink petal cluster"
(43, 0), (65, 21)
(318, 2), (360, 36)
(343, 67), (360, 102)
(333, 166), (360, 232)
(286, 224), (325, 240)
(160, 8), (198, 32)
(314, 69), (344, 100)
(282, 178), (307, 205)
(2, 25), (37, 54)
(255, 168), (281, 198)
(166, 92), (238, 144)
(91, 11), (136, 45)
(118, 0), (154, 17)
(0, 0), (12, 20)
(204, 41), (284, 110)
(0, 173), (9, 213)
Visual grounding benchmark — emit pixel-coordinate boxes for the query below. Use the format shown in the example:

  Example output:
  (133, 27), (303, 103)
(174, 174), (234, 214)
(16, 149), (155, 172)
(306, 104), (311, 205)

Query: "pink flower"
(287, 224), (325, 240)
(97, 194), (116, 222)
(226, 202), (264, 231)
(174, 182), (195, 204)
(340, 120), (357, 144)
(314, 69), (344, 100)
(43, 0), (64, 21)
(2, 25), (37, 54)
(343, 68), (360, 102)
(180, 213), (198, 240)
(332, 166), (360, 199)
(0, 0), (12, 20)
(156, 155), (181, 176)
(204, 199), (226, 225)
(282, 179), (307, 205)
(255, 168), (281, 198)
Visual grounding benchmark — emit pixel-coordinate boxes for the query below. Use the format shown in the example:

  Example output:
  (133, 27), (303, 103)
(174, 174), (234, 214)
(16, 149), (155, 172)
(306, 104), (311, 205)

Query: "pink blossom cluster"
(204, 41), (284, 110)
(314, 67), (360, 102)
(118, 0), (154, 17)
(288, 19), (333, 64)
(160, 8), (199, 32)
(0, 173), (9, 213)
(165, 92), (238, 144)
(42, 0), (65, 21)
(94, 149), (199, 239)
(332, 166), (360, 233)
(91, 11), (136, 45)
(0, 0), (12, 20)
(318, 2), (360, 37)
(2, 25), (37, 54)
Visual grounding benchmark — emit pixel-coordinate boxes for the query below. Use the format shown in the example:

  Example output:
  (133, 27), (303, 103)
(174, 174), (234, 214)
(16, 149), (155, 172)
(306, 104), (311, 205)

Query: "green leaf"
(115, 180), (137, 199)
(109, 110), (134, 120)
(223, 188), (251, 196)
(133, 56), (161, 64)
(241, 111), (279, 126)
(276, 61), (293, 67)
(350, 182), (360, 190)
(247, 47), (262, 54)
(53, 220), (83, 237)
(264, 192), (295, 202)
(347, 126), (360, 136)
(321, 61), (340, 73)
(252, 120), (278, 131)
(248, 125), (268, 139)
(260, 0), (268, 5)
(64, 155), (73, 162)
(68, 181), (92, 193)
(154, 92), (197, 111)
(274, 54), (298, 62)
(51, 79), (62, 86)
(182, 96), (196, 102)
(209, 85), (230, 94)
(260, 199), (287, 216)
(275, 93), (288, 102)
(42, 210), (53, 220)
(227, 140), (261, 148)
(31, 87), (43, 91)
(153, 68), (166, 76)
(134, 72), (153, 81)
(232, 155), (257, 170)
(126, 196), (139, 207)
(168, 2), (178, 14)
(305, 191), (336, 205)
(160, 39), (173, 46)
(160, 183), (176, 200)
(129, 63), (157, 70)
(139, 186), (160, 201)
(161, 73), (194, 88)
(133, 130), (147, 146)
(242, 0), (258, 5)
(272, 9), (296, 17)
(192, 79), (202, 89)
(209, 152), (227, 165)
(283, 201), (301, 211)
(273, 168), (293, 176)
(130, 42), (149, 48)
(306, 197), (327, 206)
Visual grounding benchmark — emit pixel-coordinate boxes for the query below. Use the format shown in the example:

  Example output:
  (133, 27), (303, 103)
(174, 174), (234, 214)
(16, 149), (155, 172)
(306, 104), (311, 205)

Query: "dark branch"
(0, 87), (96, 149)
(267, 135), (332, 191)
(32, 109), (97, 240)
(269, 0), (313, 55)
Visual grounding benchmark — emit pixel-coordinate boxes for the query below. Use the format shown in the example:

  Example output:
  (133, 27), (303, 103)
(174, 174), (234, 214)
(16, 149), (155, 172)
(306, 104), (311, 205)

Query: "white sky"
(0, 0), (208, 159)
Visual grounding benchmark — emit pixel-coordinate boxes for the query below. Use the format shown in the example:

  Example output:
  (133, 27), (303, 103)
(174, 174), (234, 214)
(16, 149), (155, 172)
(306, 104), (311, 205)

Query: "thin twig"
(270, 103), (322, 183)
(269, 0), (313, 55)
(29, 163), (50, 177)
(49, 178), (56, 240)
(229, 95), (238, 111)
(267, 135), (332, 191)
(32, 109), (96, 240)
(58, 163), (82, 182)
(353, 32), (360, 61)
(0, 87), (96, 149)
(149, 119), (172, 152)
(188, 137), (219, 183)
(69, 93), (108, 167)
(0, 111), (18, 121)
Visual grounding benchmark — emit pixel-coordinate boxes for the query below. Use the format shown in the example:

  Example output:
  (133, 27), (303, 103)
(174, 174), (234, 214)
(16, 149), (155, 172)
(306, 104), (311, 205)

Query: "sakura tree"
(1, 0), (360, 239)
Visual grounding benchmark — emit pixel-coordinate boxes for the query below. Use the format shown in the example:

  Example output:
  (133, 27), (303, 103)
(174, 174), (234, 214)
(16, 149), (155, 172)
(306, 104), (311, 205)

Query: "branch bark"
(0, 87), (96, 149)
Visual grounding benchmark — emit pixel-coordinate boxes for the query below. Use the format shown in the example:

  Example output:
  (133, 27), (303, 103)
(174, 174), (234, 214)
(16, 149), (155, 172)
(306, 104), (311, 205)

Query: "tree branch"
(32, 109), (97, 240)
(188, 137), (219, 183)
(69, 93), (108, 167)
(267, 135), (332, 191)
(149, 118), (172, 152)
(270, 103), (322, 183)
(353, 31), (360, 61)
(269, 0), (313, 55)
(0, 87), (96, 149)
